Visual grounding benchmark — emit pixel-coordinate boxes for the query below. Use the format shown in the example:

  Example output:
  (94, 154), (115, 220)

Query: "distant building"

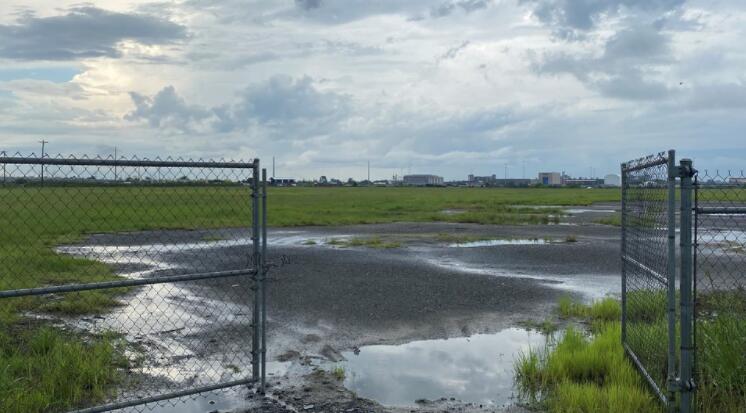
(604, 174), (621, 187)
(564, 178), (604, 187)
(728, 177), (746, 185)
(538, 172), (562, 186)
(493, 178), (533, 187)
(403, 174), (444, 186)
(468, 174), (497, 185)
(269, 177), (296, 186)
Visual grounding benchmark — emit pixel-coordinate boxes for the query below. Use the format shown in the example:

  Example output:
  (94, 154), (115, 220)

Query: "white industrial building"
(604, 174), (621, 187)
(538, 172), (562, 186)
(403, 174), (444, 186)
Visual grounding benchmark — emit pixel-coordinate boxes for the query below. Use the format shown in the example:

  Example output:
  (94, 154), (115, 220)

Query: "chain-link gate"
(622, 151), (746, 413)
(0, 153), (268, 412)
(621, 151), (678, 407)
(694, 170), (746, 412)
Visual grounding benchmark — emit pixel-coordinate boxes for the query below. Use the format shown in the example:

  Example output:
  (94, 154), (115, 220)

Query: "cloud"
(534, 25), (674, 100)
(295, 0), (323, 10)
(430, 0), (491, 18)
(125, 86), (210, 130)
(522, 0), (685, 36)
(126, 75), (349, 133)
(0, 6), (187, 61)
(437, 41), (471, 62)
(687, 82), (746, 110)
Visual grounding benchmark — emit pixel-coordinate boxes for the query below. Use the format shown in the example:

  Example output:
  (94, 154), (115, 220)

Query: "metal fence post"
(620, 162), (628, 343)
(260, 168), (268, 393)
(679, 158), (695, 413)
(251, 159), (261, 382)
(666, 150), (677, 410)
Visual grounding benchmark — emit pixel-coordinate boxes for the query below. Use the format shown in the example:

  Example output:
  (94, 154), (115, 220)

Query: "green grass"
(596, 213), (621, 226)
(551, 293), (746, 412)
(557, 296), (621, 323)
(265, 186), (620, 226)
(331, 365), (346, 381)
(326, 236), (402, 249)
(515, 322), (660, 412)
(517, 298), (656, 411)
(0, 326), (128, 413)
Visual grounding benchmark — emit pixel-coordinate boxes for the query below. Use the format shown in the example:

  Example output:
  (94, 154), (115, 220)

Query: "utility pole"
(272, 157), (275, 179)
(39, 139), (48, 185)
(367, 160), (370, 182)
(504, 163), (508, 180)
(114, 146), (118, 181)
(522, 160), (526, 179)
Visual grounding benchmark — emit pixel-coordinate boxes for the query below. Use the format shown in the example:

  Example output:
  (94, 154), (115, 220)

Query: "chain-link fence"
(694, 170), (746, 412)
(621, 151), (678, 406)
(0, 153), (268, 412)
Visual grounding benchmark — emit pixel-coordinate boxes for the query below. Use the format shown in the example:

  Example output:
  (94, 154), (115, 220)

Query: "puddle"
(424, 257), (618, 299)
(449, 239), (547, 247)
(564, 208), (616, 214)
(335, 328), (546, 408)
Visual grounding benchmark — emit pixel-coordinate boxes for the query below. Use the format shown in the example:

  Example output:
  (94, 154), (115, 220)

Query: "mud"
(59, 205), (626, 412)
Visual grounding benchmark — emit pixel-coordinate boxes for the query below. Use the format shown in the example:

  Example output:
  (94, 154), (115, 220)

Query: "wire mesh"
(694, 170), (746, 412)
(621, 152), (672, 403)
(0, 153), (263, 412)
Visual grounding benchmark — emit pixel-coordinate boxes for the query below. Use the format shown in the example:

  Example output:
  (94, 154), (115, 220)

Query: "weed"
(565, 235), (578, 243)
(596, 213), (622, 227)
(332, 365), (346, 381)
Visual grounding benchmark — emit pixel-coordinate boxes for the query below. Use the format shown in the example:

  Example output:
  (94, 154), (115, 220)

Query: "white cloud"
(0, 0), (745, 180)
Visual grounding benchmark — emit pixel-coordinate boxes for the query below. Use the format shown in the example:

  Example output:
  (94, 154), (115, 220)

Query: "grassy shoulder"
(0, 324), (128, 413)
(515, 297), (661, 412)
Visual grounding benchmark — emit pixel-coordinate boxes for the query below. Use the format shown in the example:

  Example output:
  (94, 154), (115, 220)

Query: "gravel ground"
(66, 205), (628, 412)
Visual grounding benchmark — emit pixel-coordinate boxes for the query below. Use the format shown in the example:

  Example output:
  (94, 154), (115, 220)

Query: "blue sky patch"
(0, 67), (79, 83)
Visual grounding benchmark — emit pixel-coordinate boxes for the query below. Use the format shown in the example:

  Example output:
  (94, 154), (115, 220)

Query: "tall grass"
(0, 326), (127, 413)
(545, 294), (746, 412)
(515, 323), (660, 412)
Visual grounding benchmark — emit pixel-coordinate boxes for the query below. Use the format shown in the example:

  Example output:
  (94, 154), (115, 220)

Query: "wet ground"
(59, 204), (630, 412)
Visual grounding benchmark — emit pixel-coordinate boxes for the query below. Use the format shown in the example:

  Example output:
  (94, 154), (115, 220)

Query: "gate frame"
(0, 154), (268, 413)
(621, 151), (697, 413)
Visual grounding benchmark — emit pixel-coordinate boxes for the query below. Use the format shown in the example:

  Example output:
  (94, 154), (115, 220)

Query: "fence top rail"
(622, 151), (669, 173)
(0, 155), (257, 169)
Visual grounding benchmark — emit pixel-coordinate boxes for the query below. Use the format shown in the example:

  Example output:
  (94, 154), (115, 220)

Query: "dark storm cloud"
(0, 6), (187, 61)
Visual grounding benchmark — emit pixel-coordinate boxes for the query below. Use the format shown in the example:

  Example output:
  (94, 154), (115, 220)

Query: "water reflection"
(448, 239), (547, 247)
(340, 328), (546, 407)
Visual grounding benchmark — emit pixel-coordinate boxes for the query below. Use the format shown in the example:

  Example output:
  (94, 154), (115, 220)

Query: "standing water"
(337, 328), (547, 407)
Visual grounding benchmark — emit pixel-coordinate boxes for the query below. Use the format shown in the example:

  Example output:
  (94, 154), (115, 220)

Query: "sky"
(0, 0), (744, 181)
